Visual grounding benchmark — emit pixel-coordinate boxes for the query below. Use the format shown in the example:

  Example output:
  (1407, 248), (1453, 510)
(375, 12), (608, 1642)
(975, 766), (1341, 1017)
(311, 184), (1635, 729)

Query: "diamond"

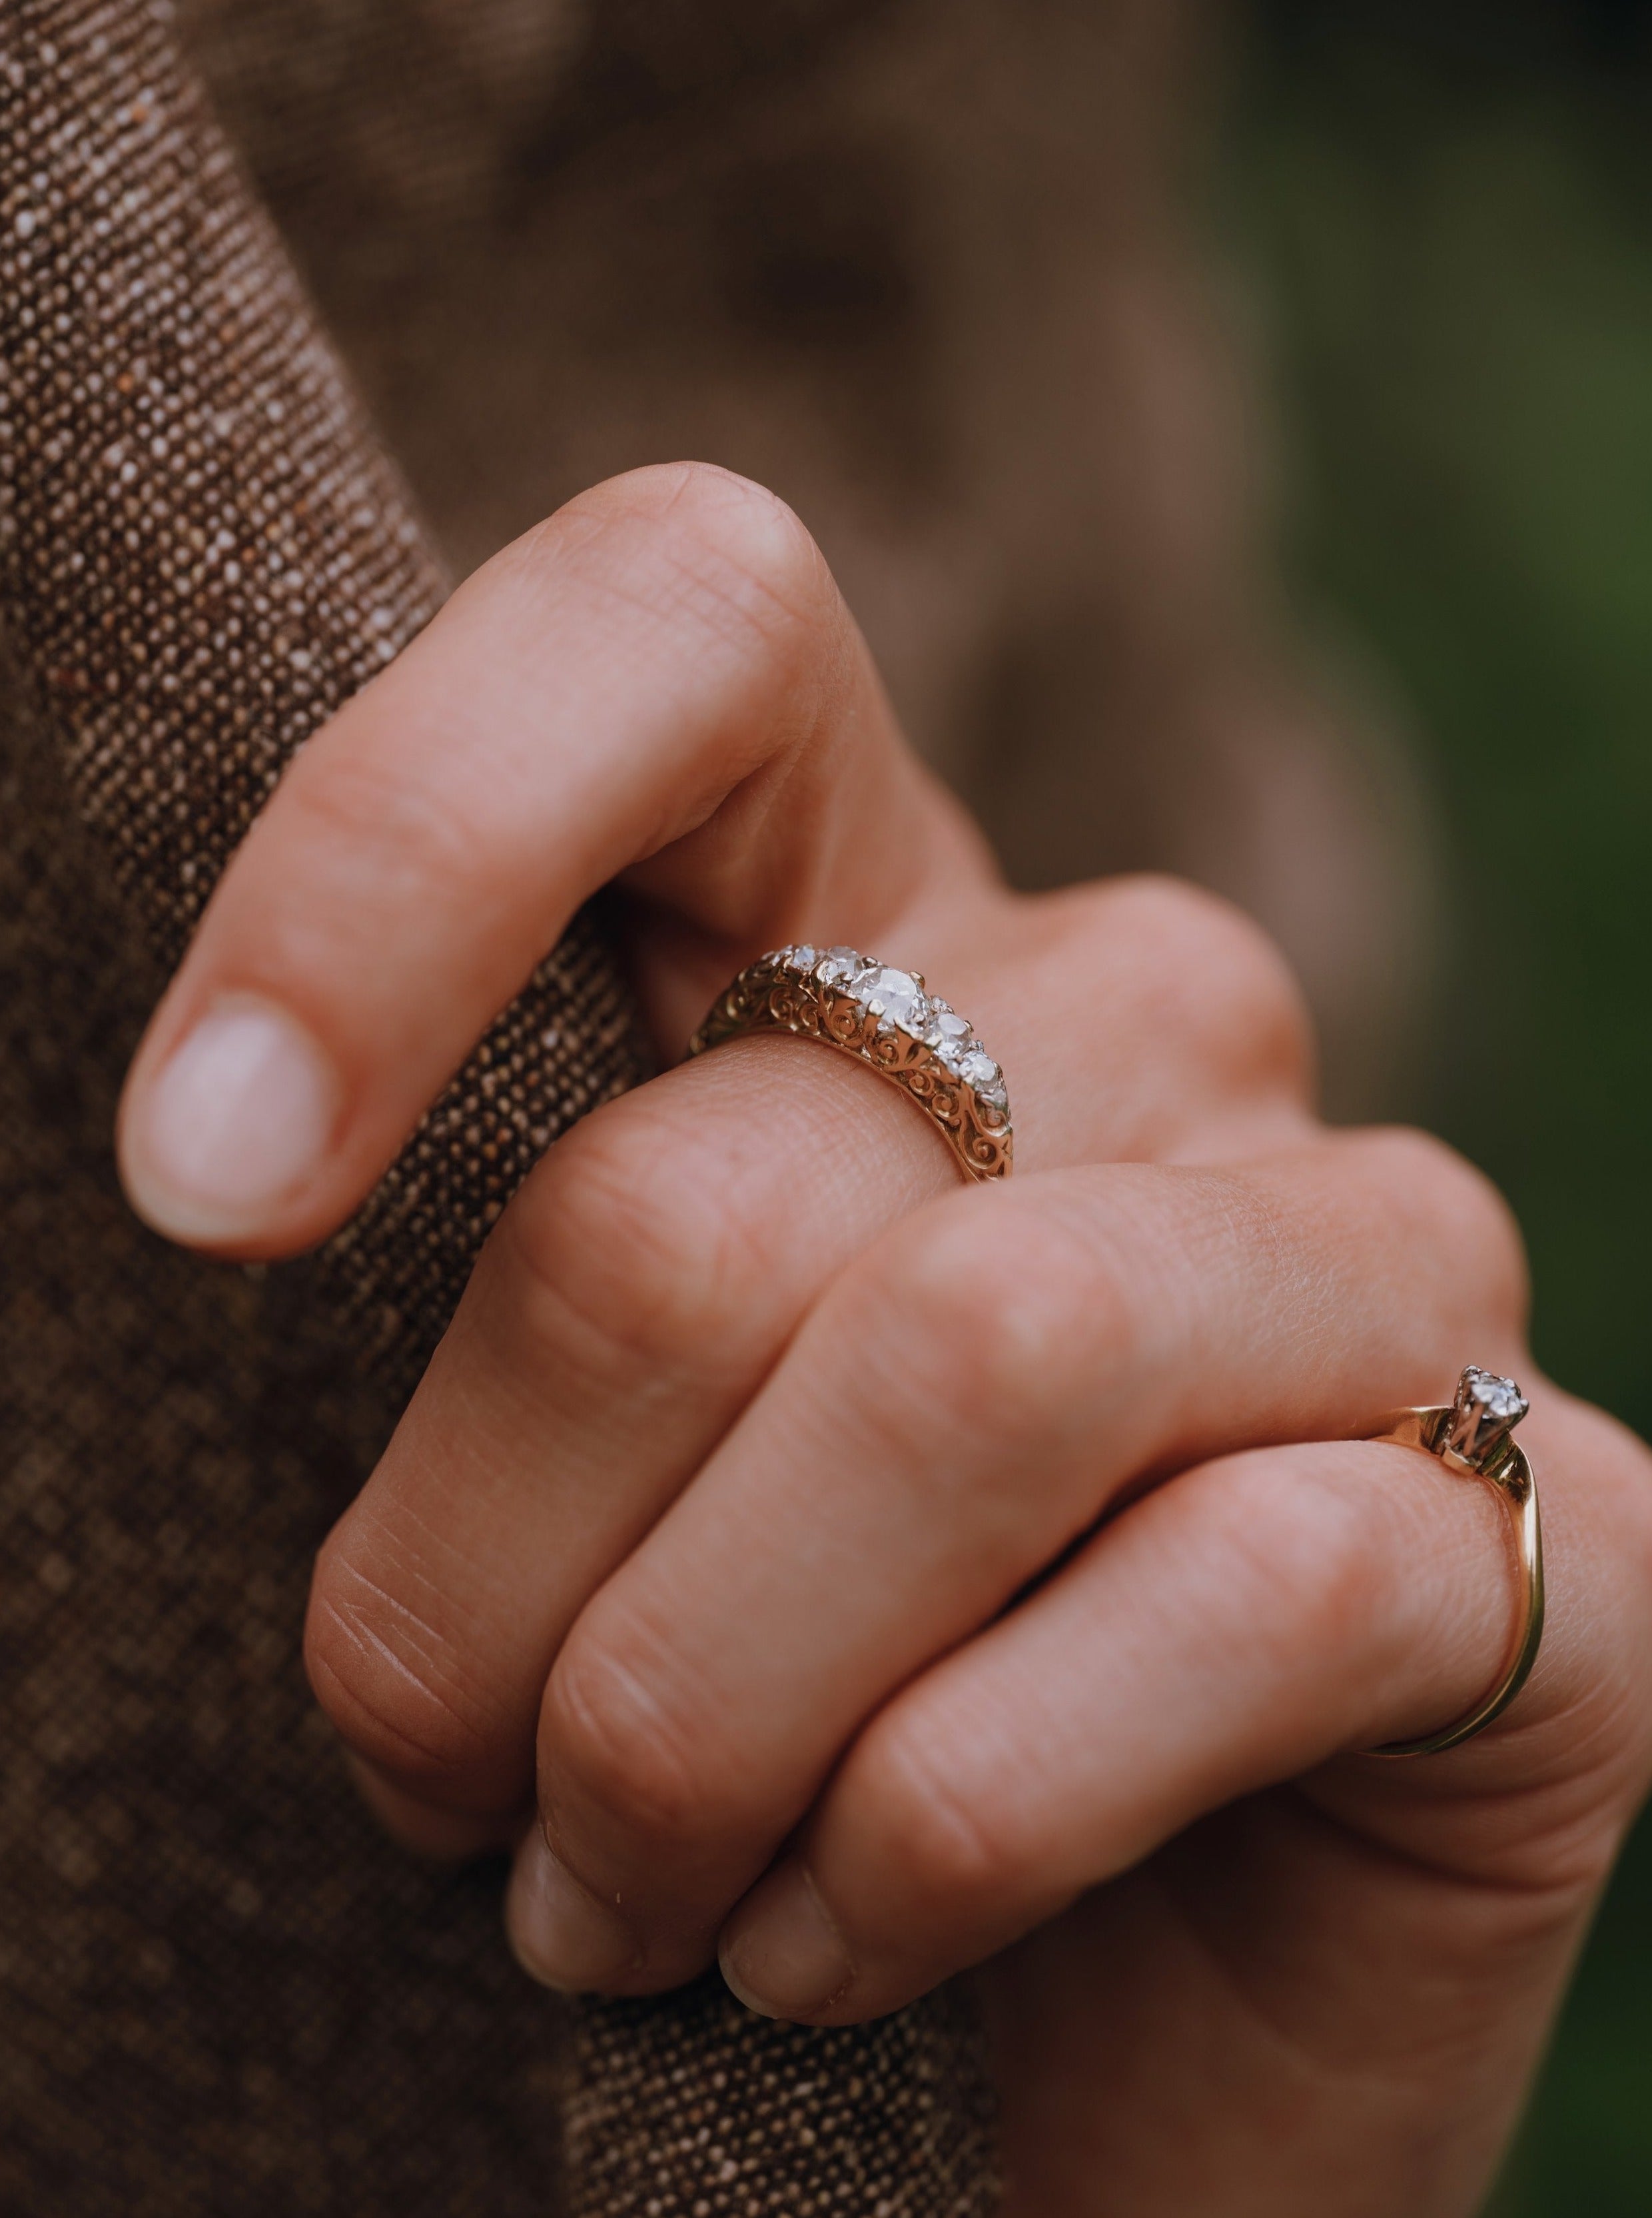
(784, 944), (817, 971)
(923, 1006), (974, 1071)
(958, 1047), (1001, 1091)
(815, 945), (867, 988)
(1461, 1368), (1527, 1425)
(1446, 1365), (1528, 1466)
(852, 963), (930, 1035)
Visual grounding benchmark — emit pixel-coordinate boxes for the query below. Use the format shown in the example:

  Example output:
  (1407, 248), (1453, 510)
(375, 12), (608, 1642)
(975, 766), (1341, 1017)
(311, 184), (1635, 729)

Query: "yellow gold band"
(1364, 1367), (1543, 1758)
(688, 945), (1013, 1183)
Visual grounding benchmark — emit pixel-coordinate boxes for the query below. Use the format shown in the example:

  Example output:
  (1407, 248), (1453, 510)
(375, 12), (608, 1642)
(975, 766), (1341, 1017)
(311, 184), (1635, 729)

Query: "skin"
(118, 464), (1652, 2215)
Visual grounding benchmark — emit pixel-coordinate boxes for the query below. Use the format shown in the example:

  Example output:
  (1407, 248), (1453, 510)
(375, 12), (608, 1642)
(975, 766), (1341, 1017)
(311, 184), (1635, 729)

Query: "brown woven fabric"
(0, 658), (572, 2217)
(1, 1), (999, 2212)
(1, 0), (645, 1377)
(566, 1975), (996, 2217)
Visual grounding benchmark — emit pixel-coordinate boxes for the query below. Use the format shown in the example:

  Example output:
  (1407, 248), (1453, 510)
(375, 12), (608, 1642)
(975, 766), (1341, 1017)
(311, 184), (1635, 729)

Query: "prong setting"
(1446, 1365), (1529, 1470)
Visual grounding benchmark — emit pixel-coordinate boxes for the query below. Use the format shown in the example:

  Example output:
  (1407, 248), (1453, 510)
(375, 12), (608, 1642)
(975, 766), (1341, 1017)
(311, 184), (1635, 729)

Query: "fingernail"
(506, 1830), (641, 1993)
(719, 1861), (853, 2021)
(123, 994), (340, 1243)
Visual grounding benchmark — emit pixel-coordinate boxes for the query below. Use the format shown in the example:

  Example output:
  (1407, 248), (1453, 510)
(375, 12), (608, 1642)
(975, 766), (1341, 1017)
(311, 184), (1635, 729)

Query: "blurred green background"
(1235, 3), (1652, 2207)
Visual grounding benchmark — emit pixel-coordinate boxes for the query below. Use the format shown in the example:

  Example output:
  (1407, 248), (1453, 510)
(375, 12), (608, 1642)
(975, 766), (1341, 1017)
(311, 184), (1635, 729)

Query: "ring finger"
(715, 1421), (1551, 2026)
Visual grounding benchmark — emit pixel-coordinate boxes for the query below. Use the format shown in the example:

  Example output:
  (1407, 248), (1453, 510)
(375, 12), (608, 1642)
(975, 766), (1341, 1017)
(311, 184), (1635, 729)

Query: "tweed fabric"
(0, 0), (647, 1375)
(566, 1975), (997, 2218)
(0, 1), (999, 2213)
(0, 647), (571, 2218)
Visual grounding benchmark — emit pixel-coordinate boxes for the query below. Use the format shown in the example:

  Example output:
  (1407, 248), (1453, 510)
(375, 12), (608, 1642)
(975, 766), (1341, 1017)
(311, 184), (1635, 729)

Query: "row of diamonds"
(760, 945), (1010, 1118)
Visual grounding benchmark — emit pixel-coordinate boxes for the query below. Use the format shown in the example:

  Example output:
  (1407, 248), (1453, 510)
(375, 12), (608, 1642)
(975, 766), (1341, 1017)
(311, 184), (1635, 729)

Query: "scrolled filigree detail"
(687, 946), (1013, 1183)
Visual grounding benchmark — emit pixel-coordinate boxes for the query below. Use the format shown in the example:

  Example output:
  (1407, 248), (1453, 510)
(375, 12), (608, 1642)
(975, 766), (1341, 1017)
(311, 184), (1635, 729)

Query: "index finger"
(116, 462), (979, 1257)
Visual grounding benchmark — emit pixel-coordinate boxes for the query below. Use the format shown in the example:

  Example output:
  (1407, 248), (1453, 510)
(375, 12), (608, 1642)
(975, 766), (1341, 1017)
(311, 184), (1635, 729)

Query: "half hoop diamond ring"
(687, 945), (1013, 1183)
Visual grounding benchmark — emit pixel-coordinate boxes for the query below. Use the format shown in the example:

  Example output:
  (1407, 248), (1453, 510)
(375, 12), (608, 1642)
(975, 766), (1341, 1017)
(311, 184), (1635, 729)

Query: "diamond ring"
(687, 945), (1013, 1182)
(1362, 1365), (1543, 1757)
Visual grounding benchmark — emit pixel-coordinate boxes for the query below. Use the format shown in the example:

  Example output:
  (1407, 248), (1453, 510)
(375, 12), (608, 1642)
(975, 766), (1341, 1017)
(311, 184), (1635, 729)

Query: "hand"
(117, 464), (1652, 2216)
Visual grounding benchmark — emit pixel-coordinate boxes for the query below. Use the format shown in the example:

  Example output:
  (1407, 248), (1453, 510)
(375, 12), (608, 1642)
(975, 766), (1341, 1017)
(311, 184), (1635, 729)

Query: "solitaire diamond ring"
(687, 945), (1013, 1183)
(1363, 1365), (1543, 1758)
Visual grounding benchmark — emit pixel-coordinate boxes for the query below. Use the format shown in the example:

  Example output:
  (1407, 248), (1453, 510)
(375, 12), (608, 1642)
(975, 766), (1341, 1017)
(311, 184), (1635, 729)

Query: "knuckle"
(1346, 1125), (1530, 1325)
(1280, 1470), (1392, 1659)
(1200, 1449), (1390, 1670)
(651, 462), (826, 613)
(304, 1532), (500, 1794)
(543, 1620), (724, 1850)
(504, 1098), (772, 1377)
(524, 462), (832, 666)
(1090, 873), (1316, 1097)
(849, 1198), (1128, 1463)
(282, 743), (494, 904)
(859, 1714), (1035, 1914)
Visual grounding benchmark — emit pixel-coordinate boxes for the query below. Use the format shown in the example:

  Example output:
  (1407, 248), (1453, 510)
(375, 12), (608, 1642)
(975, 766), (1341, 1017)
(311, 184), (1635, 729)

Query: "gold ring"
(1364, 1365), (1544, 1757)
(687, 945), (1013, 1183)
